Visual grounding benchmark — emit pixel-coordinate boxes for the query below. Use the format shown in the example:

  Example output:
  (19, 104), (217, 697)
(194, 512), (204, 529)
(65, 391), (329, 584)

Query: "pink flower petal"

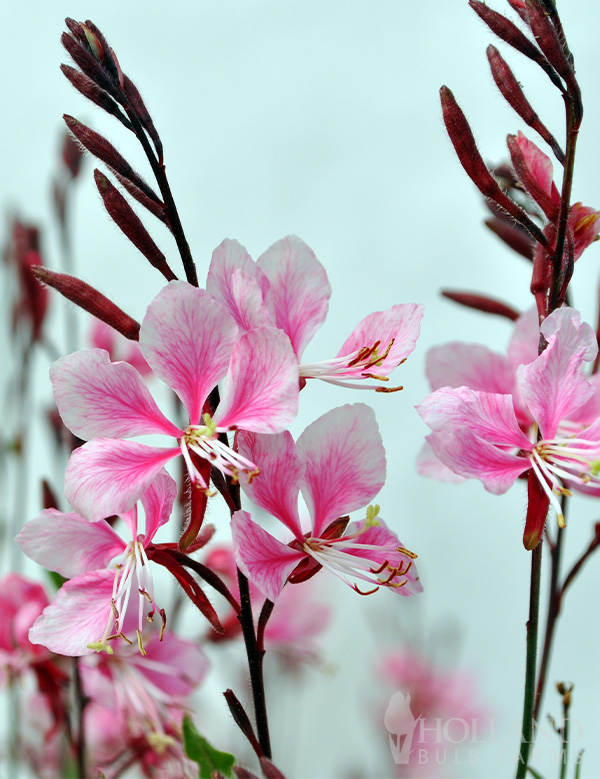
(257, 235), (331, 359)
(231, 511), (305, 602)
(336, 304), (424, 375)
(416, 441), (467, 483)
(140, 469), (178, 543)
(16, 510), (125, 578)
(425, 342), (514, 393)
(206, 239), (273, 330)
(507, 306), (540, 372)
(214, 328), (299, 433)
(516, 132), (559, 202)
(237, 430), (305, 538)
(129, 632), (209, 697)
(519, 309), (596, 438)
(140, 282), (238, 424)
(50, 350), (181, 440)
(65, 440), (179, 522)
(417, 387), (531, 449)
(427, 429), (529, 494)
(29, 570), (116, 656)
(297, 404), (386, 537)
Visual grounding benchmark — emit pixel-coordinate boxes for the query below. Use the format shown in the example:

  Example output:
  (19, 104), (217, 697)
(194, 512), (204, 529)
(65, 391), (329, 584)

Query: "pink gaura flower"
(51, 281), (299, 521)
(231, 403), (422, 601)
(206, 236), (424, 391)
(378, 648), (488, 778)
(17, 470), (177, 656)
(417, 308), (600, 547)
(81, 628), (207, 778)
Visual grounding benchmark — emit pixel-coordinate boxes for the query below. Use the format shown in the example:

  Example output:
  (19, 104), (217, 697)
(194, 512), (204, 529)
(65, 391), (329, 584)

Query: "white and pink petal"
(214, 327), (299, 433)
(297, 404), (386, 537)
(50, 350), (180, 440)
(65, 439), (179, 523)
(140, 282), (238, 424)
(231, 511), (305, 602)
(16, 510), (125, 578)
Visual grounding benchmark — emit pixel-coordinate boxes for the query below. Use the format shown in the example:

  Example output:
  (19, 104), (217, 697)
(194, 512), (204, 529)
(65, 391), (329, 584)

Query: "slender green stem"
(534, 501), (567, 721)
(516, 542), (543, 779)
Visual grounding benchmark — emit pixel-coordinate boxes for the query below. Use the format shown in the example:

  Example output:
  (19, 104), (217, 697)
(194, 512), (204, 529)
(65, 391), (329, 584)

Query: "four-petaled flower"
(17, 470), (177, 656)
(418, 308), (600, 548)
(231, 403), (422, 600)
(51, 281), (299, 521)
(205, 236), (424, 391)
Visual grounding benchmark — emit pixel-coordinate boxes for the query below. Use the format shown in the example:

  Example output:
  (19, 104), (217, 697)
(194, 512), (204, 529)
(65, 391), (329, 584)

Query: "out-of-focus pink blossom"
(90, 318), (151, 377)
(50, 281), (299, 521)
(206, 236), (423, 391)
(205, 544), (332, 665)
(378, 648), (488, 778)
(232, 403), (422, 601)
(4, 219), (49, 342)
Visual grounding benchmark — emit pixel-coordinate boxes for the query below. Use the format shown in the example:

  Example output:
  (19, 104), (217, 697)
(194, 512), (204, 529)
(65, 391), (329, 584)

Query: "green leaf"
(46, 570), (67, 590)
(183, 715), (236, 779)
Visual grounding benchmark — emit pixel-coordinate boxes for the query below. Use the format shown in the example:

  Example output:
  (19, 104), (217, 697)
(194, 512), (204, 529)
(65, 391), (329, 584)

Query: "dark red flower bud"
(506, 0), (529, 23)
(441, 290), (520, 321)
(440, 87), (547, 245)
(123, 75), (163, 164)
(63, 115), (161, 205)
(61, 65), (132, 130)
(94, 170), (176, 281)
(42, 480), (60, 511)
(32, 267), (140, 340)
(487, 46), (564, 163)
(60, 127), (85, 179)
(524, 0), (573, 81)
(113, 171), (168, 224)
(485, 217), (535, 260)
(469, 1), (563, 88)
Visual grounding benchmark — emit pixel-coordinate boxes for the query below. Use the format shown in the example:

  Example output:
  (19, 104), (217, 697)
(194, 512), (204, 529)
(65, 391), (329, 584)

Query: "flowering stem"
(73, 657), (89, 777)
(124, 107), (198, 287)
(516, 542), (542, 779)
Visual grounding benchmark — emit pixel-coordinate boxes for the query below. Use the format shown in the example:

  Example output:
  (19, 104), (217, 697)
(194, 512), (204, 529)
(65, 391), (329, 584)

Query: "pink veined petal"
(427, 429), (530, 494)
(128, 632), (210, 698)
(16, 510), (125, 578)
(237, 430), (305, 539)
(29, 570), (116, 656)
(297, 403), (386, 537)
(50, 350), (181, 440)
(206, 239), (274, 330)
(65, 439), (180, 523)
(231, 511), (306, 602)
(416, 441), (468, 484)
(417, 387), (531, 449)
(507, 306), (540, 372)
(336, 304), (424, 375)
(139, 282), (239, 424)
(140, 469), (178, 544)
(425, 342), (514, 394)
(516, 131), (559, 202)
(519, 312), (596, 439)
(569, 372), (600, 426)
(214, 328), (299, 433)
(345, 519), (423, 596)
(540, 307), (598, 361)
(257, 235), (331, 360)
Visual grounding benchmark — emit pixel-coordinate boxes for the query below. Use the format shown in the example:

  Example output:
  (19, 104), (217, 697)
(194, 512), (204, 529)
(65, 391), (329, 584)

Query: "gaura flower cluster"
(418, 307), (600, 548)
(20, 234), (425, 665)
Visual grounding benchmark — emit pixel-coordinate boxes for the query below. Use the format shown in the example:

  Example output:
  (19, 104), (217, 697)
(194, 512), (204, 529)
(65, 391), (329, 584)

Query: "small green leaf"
(183, 715), (236, 779)
(46, 570), (67, 590)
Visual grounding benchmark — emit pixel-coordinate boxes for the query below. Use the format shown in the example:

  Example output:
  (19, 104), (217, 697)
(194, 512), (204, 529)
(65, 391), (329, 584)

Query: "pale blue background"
(3, 2), (600, 777)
